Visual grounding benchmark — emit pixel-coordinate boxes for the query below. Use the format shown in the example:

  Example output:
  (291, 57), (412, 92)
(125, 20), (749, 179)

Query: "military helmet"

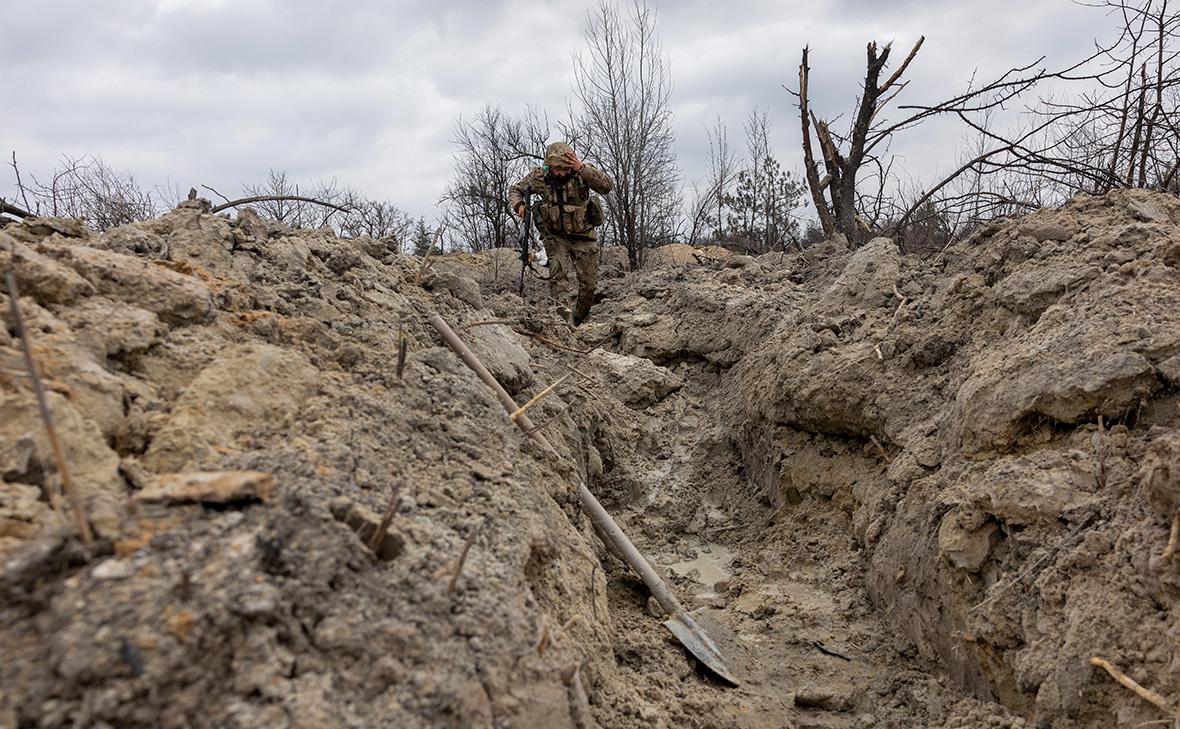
(544, 141), (575, 169)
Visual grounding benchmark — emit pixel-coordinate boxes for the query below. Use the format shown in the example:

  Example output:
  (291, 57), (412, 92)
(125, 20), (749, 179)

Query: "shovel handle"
(428, 313), (685, 618)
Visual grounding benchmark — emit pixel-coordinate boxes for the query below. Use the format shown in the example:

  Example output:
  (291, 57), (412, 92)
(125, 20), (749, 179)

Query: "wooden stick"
(561, 663), (601, 729)
(524, 402), (574, 435)
(1089, 656), (1175, 716)
(447, 526), (479, 595)
(878, 35), (925, 94)
(510, 374), (572, 422)
(970, 512), (1098, 613)
(891, 283), (909, 325)
(534, 616), (551, 656)
(368, 482), (402, 554)
(516, 330), (594, 355)
(209, 194), (350, 215)
(2, 199), (32, 219)
(5, 268), (93, 545)
(465, 319), (519, 328)
(396, 324), (408, 380)
(415, 226), (444, 286)
(1162, 513), (1180, 561)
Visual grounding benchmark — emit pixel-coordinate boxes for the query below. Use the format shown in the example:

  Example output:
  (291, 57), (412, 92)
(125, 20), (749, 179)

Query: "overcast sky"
(1, 0), (1113, 223)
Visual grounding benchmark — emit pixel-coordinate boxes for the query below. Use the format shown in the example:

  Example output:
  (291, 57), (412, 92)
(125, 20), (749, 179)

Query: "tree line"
(5, 0), (1177, 261)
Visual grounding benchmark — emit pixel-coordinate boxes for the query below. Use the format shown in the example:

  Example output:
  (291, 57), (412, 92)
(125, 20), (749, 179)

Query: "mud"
(2, 189), (1179, 728)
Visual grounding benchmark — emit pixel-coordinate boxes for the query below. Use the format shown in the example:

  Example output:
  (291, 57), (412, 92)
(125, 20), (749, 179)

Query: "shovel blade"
(664, 610), (740, 687)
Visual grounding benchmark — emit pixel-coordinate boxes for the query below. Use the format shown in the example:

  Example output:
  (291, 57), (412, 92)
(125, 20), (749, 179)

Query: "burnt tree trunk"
(799, 38), (922, 248)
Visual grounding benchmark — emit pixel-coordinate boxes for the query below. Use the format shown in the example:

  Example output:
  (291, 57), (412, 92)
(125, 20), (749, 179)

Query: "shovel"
(428, 314), (739, 686)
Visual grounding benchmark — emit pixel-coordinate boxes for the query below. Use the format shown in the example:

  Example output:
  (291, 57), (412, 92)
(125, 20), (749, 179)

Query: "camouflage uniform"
(508, 142), (613, 323)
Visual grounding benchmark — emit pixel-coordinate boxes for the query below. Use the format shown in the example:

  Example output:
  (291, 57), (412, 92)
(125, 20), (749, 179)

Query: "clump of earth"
(2, 188), (1178, 728)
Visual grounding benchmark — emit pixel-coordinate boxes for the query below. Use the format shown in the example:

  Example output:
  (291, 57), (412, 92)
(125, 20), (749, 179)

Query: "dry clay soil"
(2, 189), (1180, 728)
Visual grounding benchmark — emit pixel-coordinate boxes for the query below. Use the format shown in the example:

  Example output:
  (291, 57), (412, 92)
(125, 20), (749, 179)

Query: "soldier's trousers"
(544, 236), (597, 323)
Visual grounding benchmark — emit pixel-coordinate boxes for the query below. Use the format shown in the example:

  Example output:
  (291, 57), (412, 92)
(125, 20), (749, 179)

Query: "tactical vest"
(535, 172), (594, 239)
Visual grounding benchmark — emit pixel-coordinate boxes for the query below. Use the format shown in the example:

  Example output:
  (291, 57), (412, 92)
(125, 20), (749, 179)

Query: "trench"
(583, 361), (1014, 728)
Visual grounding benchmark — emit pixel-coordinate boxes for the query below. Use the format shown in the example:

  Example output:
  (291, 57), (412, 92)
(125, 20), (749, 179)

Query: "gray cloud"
(2, 0), (1116, 222)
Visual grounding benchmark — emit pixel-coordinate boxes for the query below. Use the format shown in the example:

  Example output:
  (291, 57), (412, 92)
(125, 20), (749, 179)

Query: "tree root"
(1161, 513), (1180, 561)
(1089, 656), (1180, 723)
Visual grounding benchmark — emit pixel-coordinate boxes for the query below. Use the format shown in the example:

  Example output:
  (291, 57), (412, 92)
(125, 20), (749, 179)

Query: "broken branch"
(396, 324), (408, 381)
(1, 199), (32, 219)
(878, 36), (925, 95)
(464, 319), (519, 328)
(368, 482), (403, 555)
(1089, 656), (1176, 717)
(447, 525), (479, 595)
(510, 373), (573, 422)
(209, 195), (351, 215)
(199, 184), (233, 205)
(4, 263), (93, 545)
(514, 330), (594, 355)
(1162, 513), (1180, 561)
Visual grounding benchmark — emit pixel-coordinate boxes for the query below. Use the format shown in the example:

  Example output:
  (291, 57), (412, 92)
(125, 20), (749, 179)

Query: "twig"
(510, 374), (572, 422)
(5, 264), (93, 545)
(199, 184), (233, 205)
(515, 330), (594, 355)
(396, 324), (408, 380)
(534, 616), (551, 656)
(368, 482), (402, 555)
(869, 435), (891, 462)
(465, 319), (519, 328)
(970, 512), (1099, 613)
(447, 525), (479, 595)
(1089, 656), (1177, 718)
(878, 36), (925, 95)
(589, 564), (600, 623)
(524, 402), (574, 435)
(1095, 415), (1108, 488)
(415, 226), (444, 286)
(561, 662), (601, 729)
(9, 152), (33, 213)
(891, 283), (909, 325)
(209, 194), (350, 215)
(1161, 513), (1180, 561)
(462, 318), (519, 330)
(812, 640), (853, 662)
(874, 343), (884, 360)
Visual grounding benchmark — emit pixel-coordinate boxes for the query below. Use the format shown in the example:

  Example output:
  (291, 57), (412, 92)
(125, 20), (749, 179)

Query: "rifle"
(517, 194), (533, 296)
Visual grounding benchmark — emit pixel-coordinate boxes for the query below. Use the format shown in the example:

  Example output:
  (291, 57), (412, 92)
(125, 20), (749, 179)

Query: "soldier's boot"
(573, 288), (593, 325)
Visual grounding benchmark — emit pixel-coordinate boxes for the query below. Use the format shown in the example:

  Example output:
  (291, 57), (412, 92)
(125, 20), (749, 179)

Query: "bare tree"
(705, 116), (739, 239)
(685, 118), (737, 245)
(441, 105), (556, 252)
(340, 196), (414, 251)
(573, 0), (681, 268)
(890, 0), (1180, 243)
(796, 38), (925, 247)
(13, 154), (159, 230)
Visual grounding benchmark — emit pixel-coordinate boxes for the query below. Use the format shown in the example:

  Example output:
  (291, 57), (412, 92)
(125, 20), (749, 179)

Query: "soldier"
(508, 142), (613, 325)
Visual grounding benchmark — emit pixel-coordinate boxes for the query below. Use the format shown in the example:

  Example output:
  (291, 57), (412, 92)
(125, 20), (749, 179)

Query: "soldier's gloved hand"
(561, 150), (584, 172)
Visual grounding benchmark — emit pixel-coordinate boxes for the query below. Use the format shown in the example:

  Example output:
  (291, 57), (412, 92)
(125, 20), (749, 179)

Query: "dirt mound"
(2, 189), (1178, 728)
(588, 189), (1180, 727)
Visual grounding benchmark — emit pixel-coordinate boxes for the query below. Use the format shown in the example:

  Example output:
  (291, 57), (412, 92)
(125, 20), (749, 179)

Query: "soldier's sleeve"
(507, 168), (542, 211)
(579, 164), (613, 194)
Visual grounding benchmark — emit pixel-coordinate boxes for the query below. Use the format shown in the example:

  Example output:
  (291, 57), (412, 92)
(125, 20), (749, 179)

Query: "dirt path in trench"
(591, 372), (1006, 729)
